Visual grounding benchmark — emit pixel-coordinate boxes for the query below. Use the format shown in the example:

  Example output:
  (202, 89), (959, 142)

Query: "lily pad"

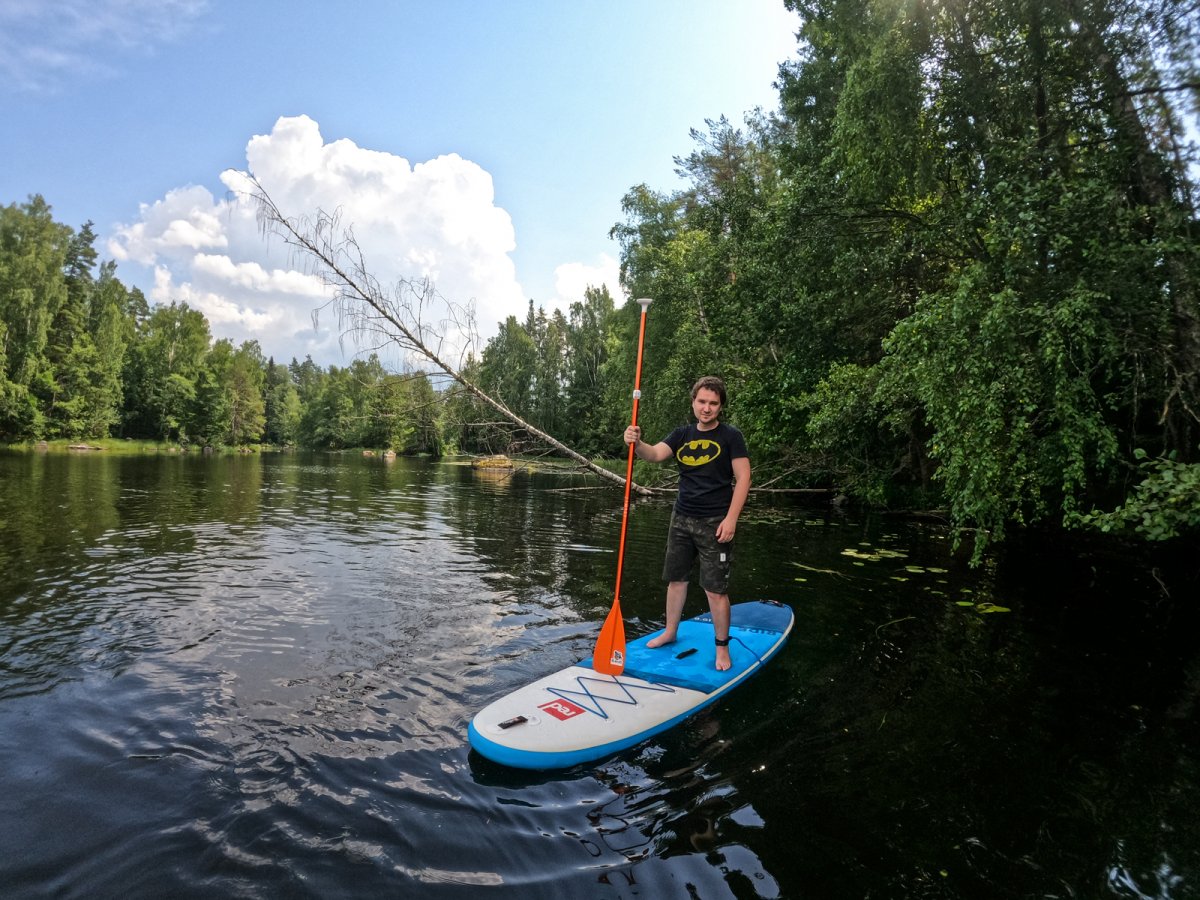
(976, 602), (1011, 614)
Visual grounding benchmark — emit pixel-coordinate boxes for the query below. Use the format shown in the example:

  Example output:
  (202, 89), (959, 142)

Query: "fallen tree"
(238, 174), (651, 496)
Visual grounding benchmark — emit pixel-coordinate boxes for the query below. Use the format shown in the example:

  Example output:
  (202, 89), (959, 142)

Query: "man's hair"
(690, 376), (727, 406)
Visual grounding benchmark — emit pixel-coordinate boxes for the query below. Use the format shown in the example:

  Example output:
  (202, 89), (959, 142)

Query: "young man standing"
(623, 376), (750, 670)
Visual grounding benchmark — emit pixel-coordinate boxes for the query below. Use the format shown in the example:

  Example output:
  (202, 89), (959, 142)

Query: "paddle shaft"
(614, 299), (652, 604)
(593, 297), (652, 675)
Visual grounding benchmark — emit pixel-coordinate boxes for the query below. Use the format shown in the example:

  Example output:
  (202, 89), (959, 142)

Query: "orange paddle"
(593, 297), (653, 676)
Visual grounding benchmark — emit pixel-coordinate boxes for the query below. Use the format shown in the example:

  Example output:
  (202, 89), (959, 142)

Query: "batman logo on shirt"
(677, 439), (722, 467)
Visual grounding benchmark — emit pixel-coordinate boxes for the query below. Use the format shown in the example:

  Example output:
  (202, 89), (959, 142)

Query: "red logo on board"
(539, 698), (586, 721)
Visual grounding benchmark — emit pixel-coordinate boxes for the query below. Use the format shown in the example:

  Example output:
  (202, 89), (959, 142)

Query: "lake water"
(0, 450), (1197, 899)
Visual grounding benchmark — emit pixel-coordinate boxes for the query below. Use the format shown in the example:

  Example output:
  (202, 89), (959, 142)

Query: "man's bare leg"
(705, 590), (732, 670)
(646, 581), (688, 648)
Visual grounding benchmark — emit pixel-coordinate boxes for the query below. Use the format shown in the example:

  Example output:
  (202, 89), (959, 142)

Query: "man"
(623, 376), (750, 670)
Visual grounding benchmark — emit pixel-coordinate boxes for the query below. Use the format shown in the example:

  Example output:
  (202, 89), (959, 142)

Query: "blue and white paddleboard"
(468, 600), (794, 770)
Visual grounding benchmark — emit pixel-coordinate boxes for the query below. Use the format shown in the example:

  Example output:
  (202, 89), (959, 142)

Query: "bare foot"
(715, 646), (732, 671)
(646, 632), (676, 649)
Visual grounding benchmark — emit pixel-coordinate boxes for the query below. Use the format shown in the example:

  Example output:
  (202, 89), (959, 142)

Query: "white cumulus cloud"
(109, 114), (532, 369)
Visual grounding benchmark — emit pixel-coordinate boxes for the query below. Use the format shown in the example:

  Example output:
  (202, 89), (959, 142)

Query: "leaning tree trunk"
(240, 175), (652, 495)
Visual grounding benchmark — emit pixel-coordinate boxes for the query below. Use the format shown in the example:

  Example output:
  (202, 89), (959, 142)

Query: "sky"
(0, 0), (800, 369)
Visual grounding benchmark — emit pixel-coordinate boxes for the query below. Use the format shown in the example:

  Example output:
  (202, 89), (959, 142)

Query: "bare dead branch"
(236, 174), (648, 495)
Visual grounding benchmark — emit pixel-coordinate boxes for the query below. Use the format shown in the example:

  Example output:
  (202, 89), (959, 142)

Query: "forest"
(0, 194), (616, 459)
(2, 0), (1198, 559)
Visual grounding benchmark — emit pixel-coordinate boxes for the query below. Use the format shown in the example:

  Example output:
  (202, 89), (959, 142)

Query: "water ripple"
(2, 451), (1196, 898)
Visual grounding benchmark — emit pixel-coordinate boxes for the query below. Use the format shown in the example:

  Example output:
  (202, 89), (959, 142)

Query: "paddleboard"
(468, 600), (793, 770)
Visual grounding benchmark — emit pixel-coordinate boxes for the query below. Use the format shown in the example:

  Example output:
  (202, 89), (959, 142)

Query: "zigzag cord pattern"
(547, 675), (677, 720)
(547, 627), (775, 720)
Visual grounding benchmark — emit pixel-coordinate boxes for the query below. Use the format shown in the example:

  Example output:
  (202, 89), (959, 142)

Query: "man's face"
(692, 388), (722, 427)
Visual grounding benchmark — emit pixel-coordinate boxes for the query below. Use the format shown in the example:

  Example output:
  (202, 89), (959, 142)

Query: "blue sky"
(1, 1), (799, 367)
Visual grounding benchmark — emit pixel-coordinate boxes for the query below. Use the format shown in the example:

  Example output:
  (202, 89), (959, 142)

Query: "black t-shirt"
(663, 422), (749, 517)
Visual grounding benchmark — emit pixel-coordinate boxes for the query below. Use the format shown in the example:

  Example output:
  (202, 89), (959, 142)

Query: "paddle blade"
(592, 602), (626, 676)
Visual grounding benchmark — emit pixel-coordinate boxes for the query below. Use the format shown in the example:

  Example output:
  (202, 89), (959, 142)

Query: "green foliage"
(0, 197), (70, 385)
(562, 286), (619, 455)
(298, 366), (353, 449)
(192, 337), (232, 444)
(802, 363), (893, 505)
(479, 314), (536, 417)
(607, 0), (1199, 560)
(225, 342), (267, 446)
(123, 301), (211, 441)
(159, 373), (196, 441)
(439, 354), (490, 454)
(475, 296), (624, 455)
(881, 267), (1125, 558)
(402, 373), (444, 456)
(286, 355), (446, 453)
(0, 319), (40, 439)
(85, 264), (133, 437)
(264, 361), (301, 445)
(1076, 450), (1200, 541)
(0, 197), (70, 440)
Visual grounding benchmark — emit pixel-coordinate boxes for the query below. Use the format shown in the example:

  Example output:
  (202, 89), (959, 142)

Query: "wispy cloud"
(0, 0), (209, 92)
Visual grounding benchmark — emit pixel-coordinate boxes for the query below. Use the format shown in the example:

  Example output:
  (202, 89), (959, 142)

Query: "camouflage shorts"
(662, 512), (733, 594)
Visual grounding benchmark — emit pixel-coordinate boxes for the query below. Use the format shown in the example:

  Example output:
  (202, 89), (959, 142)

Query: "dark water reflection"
(0, 450), (1196, 898)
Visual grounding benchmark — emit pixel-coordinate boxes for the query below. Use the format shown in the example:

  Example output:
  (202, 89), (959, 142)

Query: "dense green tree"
(289, 355), (324, 405)
(40, 269), (94, 438)
(403, 373), (443, 455)
(223, 341), (267, 446)
(346, 355), (389, 448)
(84, 263), (134, 437)
(41, 222), (114, 438)
(563, 285), (619, 454)
(612, 120), (776, 450)
(531, 305), (568, 438)
(0, 196), (71, 440)
(264, 359), (301, 446)
(299, 365), (356, 449)
(192, 338), (232, 444)
(474, 296), (623, 454)
(840, 0), (1200, 551)
(358, 367), (443, 454)
(440, 353), (493, 454)
(0, 203), (140, 441)
(123, 301), (211, 441)
(159, 373), (197, 442)
(479, 314), (537, 421)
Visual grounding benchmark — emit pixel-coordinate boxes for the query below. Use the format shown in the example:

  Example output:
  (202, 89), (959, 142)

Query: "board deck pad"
(468, 600), (793, 770)
(581, 614), (785, 694)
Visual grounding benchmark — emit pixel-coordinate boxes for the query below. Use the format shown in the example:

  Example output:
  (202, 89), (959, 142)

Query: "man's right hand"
(624, 426), (641, 445)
